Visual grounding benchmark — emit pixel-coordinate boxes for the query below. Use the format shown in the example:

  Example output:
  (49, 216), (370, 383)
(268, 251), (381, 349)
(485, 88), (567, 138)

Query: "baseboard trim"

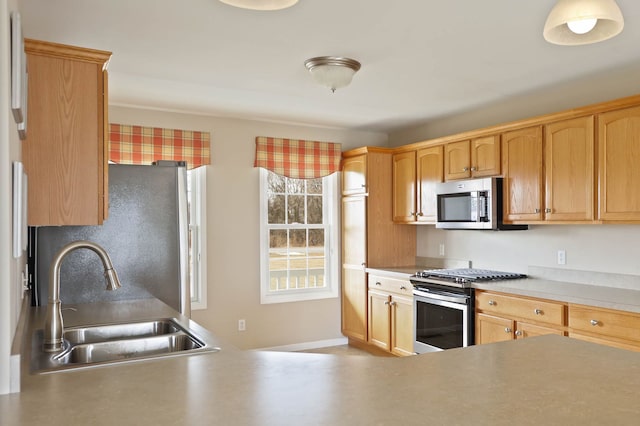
(256, 337), (348, 352)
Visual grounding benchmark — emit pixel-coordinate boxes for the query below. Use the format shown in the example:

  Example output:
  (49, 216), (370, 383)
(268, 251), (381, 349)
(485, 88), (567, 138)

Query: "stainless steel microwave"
(435, 177), (527, 230)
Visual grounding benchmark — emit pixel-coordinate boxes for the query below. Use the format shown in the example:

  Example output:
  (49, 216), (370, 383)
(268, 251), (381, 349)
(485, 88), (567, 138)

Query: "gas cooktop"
(411, 268), (527, 286)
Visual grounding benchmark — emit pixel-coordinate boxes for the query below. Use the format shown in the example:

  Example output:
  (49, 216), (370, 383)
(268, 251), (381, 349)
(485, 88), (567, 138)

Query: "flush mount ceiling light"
(543, 0), (624, 45)
(304, 56), (361, 93)
(218, 0), (298, 11)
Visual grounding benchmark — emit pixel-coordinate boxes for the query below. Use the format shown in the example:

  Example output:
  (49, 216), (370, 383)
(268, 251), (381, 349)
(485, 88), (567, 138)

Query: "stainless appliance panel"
(32, 164), (190, 314)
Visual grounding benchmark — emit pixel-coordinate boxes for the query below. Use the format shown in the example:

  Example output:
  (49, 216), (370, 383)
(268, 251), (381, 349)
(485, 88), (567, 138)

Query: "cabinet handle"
(504, 327), (512, 333)
(375, 282), (382, 286)
(545, 208), (551, 213)
(534, 309), (542, 315)
(515, 330), (522, 337)
(590, 319), (599, 326)
(488, 300), (496, 306)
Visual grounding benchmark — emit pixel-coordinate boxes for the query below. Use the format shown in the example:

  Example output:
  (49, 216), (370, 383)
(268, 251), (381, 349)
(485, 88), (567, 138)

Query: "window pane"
(307, 196), (323, 224)
(287, 195), (305, 224)
(289, 229), (306, 248)
(268, 194), (286, 224)
(287, 178), (305, 194)
(268, 173), (286, 193)
(308, 229), (324, 248)
(307, 178), (322, 194)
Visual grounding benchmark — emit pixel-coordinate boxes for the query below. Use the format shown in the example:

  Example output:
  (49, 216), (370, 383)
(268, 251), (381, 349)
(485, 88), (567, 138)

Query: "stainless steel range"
(410, 268), (526, 354)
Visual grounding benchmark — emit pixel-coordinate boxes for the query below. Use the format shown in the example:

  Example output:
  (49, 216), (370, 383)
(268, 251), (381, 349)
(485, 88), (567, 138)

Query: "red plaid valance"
(109, 123), (211, 169)
(253, 136), (341, 179)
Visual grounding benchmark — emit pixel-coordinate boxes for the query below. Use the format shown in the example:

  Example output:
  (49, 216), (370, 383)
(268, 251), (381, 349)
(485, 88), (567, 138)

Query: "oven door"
(413, 289), (472, 354)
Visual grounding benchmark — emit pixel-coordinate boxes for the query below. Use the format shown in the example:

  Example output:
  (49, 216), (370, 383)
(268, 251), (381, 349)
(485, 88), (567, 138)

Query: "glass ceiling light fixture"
(543, 0), (624, 45)
(218, 0), (298, 11)
(304, 56), (362, 93)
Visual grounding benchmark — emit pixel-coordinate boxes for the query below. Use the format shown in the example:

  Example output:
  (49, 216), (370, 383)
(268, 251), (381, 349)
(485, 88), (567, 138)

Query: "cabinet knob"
(390, 301), (396, 306)
(375, 281), (382, 286)
(361, 184), (366, 188)
(417, 212), (424, 217)
(534, 208), (541, 213)
(470, 167), (477, 172)
(400, 286), (407, 290)
(410, 212), (416, 216)
(504, 327), (512, 333)
(545, 208), (552, 213)
(590, 319), (599, 326)
(384, 300), (390, 306)
(463, 167), (469, 172)
(534, 309), (542, 315)
(515, 330), (522, 337)
(488, 300), (496, 306)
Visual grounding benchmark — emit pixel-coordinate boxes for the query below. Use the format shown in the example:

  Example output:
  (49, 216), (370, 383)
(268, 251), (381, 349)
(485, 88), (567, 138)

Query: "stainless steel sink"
(31, 318), (220, 373)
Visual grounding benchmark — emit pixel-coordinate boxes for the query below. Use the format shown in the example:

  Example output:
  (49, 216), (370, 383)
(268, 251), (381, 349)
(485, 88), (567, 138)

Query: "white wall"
(418, 225), (640, 286)
(1, 0), (25, 395)
(109, 105), (387, 349)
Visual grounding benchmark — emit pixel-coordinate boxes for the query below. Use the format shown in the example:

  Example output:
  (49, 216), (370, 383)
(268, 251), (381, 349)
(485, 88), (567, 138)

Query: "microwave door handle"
(470, 193), (478, 222)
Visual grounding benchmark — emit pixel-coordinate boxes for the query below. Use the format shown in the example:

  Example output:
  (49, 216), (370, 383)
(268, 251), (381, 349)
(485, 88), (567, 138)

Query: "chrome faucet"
(43, 240), (122, 352)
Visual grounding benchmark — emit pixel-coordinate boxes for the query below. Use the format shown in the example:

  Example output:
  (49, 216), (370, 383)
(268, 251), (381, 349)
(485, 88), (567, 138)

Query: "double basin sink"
(31, 318), (220, 373)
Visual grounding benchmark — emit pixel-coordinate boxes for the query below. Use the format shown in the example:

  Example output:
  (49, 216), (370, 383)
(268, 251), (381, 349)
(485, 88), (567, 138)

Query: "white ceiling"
(19, 0), (640, 134)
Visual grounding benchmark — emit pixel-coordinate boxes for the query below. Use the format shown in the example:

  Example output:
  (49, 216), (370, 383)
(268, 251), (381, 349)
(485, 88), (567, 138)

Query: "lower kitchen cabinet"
(368, 274), (414, 356)
(475, 291), (566, 345)
(568, 304), (640, 352)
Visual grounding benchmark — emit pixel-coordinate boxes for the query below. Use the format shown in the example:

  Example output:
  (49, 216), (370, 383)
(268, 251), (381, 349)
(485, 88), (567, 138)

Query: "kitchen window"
(259, 169), (339, 304)
(188, 166), (207, 310)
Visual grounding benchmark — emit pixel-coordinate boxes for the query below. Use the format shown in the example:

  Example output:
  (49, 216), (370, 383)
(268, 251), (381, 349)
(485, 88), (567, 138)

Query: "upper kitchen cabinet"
(23, 39), (112, 226)
(444, 136), (500, 181)
(342, 153), (367, 195)
(544, 116), (595, 222)
(416, 146), (444, 223)
(392, 146), (443, 224)
(598, 105), (640, 221)
(392, 151), (416, 223)
(502, 126), (544, 222)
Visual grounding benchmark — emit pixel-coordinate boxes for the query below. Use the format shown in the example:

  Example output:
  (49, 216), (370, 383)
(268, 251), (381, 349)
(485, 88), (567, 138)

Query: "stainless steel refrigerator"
(30, 163), (190, 317)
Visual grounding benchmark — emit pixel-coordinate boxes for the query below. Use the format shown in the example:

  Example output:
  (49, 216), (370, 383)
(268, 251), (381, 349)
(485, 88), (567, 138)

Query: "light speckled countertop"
(2, 298), (640, 425)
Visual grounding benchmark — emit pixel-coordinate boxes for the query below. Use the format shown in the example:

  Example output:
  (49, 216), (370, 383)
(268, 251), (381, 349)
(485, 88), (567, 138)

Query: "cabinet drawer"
(476, 291), (565, 326)
(569, 332), (640, 352)
(568, 305), (640, 342)
(368, 275), (413, 297)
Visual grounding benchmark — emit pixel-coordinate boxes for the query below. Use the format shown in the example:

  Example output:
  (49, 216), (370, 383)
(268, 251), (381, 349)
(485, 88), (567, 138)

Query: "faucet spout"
(43, 240), (122, 352)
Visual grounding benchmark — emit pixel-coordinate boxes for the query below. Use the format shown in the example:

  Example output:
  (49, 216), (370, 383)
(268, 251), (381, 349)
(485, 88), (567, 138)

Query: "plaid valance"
(254, 136), (342, 179)
(109, 123), (211, 169)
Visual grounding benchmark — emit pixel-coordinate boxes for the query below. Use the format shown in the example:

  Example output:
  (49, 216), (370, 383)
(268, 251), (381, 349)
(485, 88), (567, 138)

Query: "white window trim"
(189, 166), (207, 310)
(259, 168), (339, 304)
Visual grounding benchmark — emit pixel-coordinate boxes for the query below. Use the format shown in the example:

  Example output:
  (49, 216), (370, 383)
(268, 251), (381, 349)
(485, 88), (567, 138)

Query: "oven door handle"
(413, 289), (469, 305)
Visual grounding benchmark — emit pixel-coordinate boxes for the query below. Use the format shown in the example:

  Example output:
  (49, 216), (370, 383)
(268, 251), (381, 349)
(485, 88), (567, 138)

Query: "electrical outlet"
(439, 243), (445, 257)
(557, 250), (566, 265)
(238, 319), (246, 332)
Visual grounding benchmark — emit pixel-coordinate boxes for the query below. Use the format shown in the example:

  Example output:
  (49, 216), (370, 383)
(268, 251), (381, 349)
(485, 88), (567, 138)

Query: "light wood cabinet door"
(444, 140), (471, 180)
(368, 290), (391, 351)
(544, 116), (595, 221)
(502, 126), (544, 222)
(569, 333), (640, 352)
(416, 146), (443, 223)
(516, 322), (565, 339)
(390, 294), (414, 356)
(475, 313), (514, 345)
(598, 105), (640, 220)
(392, 151), (416, 223)
(471, 135), (500, 177)
(341, 195), (367, 341)
(23, 39), (111, 226)
(342, 154), (367, 196)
